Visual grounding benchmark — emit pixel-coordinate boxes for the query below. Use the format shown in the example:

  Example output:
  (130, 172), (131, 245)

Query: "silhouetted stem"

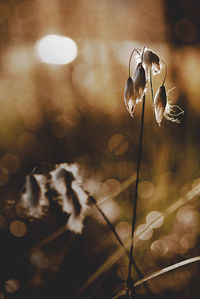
(150, 69), (154, 103)
(127, 94), (146, 298)
(89, 195), (152, 296)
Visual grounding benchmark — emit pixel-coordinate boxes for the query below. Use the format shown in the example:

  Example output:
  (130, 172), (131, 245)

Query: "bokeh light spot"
(95, 200), (120, 224)
(115, 221), (131, 240)
(146, 211), (164, 229)
(10, 220), (27, 237)
(138, 180), (154, 198)
(5, 279), (20, 294)
(176, 205), (199, 228)
(180, 233), (196, 251)
(136, 223), (153, 241)
(108, 134), (129, 155)
(151, 240), (168, 256)
(35, 35), (78, 64)
(103, 178), (120, 193)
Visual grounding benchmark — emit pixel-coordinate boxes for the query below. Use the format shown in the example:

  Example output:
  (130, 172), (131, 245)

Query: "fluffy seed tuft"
(50, 163), (89, 234)
(21, 174), (48, 218)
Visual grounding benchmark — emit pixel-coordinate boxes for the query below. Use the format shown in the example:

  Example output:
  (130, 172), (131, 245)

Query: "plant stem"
(150, 69), (154, 103)
(89, 195), (152, 296)
(127, 94), (146, 298)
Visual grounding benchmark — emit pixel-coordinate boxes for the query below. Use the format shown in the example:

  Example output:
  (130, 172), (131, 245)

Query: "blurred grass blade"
(113, 256), (200, 298)
(134, 256), (200, 287)
(78, 183), (200, 297)
(88, 173), (136, 215)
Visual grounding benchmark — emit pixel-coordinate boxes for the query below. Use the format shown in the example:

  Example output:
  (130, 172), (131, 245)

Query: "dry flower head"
(123, 46), (184, 126)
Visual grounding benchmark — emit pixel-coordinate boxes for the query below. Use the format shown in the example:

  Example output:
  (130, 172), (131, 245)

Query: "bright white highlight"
(35, 34), (78, 65)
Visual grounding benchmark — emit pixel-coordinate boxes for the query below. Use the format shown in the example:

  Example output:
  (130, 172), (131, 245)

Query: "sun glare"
(35, 34), (78, 65)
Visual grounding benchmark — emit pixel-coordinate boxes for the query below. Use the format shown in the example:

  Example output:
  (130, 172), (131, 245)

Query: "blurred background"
(0, 0), (200, 298)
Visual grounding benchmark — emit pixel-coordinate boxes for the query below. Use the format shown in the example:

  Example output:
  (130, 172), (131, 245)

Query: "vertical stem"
(150, 69), (154, 104)
(127, 94), (146, 298)
(88, 195), (151, 296)
(90, 197), (142, 276)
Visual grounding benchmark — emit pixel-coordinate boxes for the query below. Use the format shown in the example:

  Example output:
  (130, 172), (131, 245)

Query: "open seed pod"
(21, 174), (48, 217)
(124, 77), (136, 116)
(50, 163), (89, 233)
(133, 62), (146, 101)
(143, 46), (160, 74)
(154, 85), (167, 126)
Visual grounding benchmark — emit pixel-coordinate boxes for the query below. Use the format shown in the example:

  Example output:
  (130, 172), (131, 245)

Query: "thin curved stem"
(89, 196), (151, 295)
(127, 94), (146, 297)
(141, 45), (147, 63)
(113, 256), (200, 298)
(161, 60), (167, 85)
(128, 49), (135, 77)
(128, 48), (141, 77)
(150, 69), (154, 103)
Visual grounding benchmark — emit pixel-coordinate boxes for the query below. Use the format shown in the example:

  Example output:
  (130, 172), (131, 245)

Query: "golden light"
(10, 220), (27, 237)
(5, 279), (20, 294)
(180, 233), (196, 251)
(115, 221), (131, 240)
(176, 205), (199, 228)
(163, 234), (179, 253)
(95, 200), (120, 224)
(35, 34), (78, 65)
(146, 211), (164, 229)
(136, 223), (153, 241)
(138, 180), (154, 198)
(151, 240), (168, 256)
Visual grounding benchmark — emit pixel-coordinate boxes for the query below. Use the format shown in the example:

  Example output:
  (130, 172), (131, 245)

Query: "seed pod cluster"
(20, 163), (90, 234)
(124, 49), (147, 116)
(123, 46), (183, 125)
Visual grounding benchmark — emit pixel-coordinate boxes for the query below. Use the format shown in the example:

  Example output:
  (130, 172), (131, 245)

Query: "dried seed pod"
(143, 46), (160, 73)
(21, 174), (48, 217)
(50, 163), (89, 233)
(26, 175), (41, 208)
(124, 77), (136, 116)
(133, 62), (146, 101)
(154, 85), (167, 126)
